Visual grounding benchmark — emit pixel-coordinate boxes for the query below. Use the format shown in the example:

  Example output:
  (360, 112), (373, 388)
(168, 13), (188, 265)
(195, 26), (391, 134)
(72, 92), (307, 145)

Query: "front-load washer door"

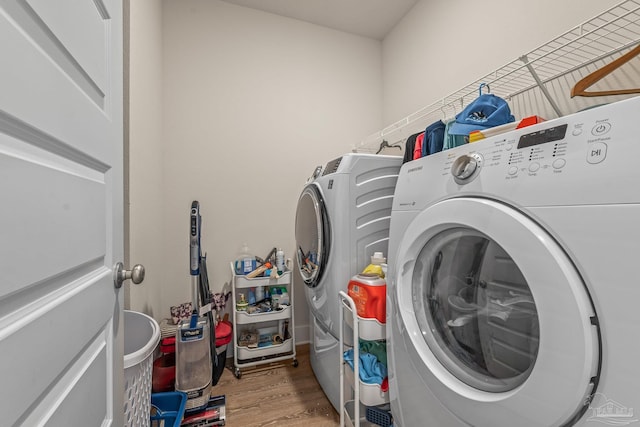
(295, 183), (330, 289)
(393, 197), (600, 427)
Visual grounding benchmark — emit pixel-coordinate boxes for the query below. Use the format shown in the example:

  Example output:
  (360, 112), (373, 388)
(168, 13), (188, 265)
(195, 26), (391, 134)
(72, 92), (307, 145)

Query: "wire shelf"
(355, 0), (640, 153)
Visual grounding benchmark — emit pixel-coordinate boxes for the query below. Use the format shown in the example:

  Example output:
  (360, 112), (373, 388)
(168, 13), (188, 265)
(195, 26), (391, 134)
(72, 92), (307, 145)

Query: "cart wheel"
(293, 359), (299, 368)
(235, 368), (242, 379)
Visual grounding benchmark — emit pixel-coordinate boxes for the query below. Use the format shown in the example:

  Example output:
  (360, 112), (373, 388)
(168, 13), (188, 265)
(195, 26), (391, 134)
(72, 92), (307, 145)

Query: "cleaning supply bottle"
(280, 288), (290, 306)
(362, 252), (386, 278)
(236, 293), (248, 311)
(272, 288), (281, 309)
(235, 243), (256, 275)
(276, 248), (285, 274)
(255, 285), (264, 301)
(348, 273), (386, 323)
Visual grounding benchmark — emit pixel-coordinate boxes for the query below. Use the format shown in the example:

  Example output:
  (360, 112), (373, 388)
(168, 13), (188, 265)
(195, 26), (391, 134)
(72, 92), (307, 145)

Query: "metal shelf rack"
(339, 291), (390, 427)
(229, 263), (297, 379)
(355, 0), (640, 153)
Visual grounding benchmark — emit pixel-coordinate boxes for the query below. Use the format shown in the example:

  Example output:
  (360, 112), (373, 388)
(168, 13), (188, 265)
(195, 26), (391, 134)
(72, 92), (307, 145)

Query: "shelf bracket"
(520, 55), (564, 118)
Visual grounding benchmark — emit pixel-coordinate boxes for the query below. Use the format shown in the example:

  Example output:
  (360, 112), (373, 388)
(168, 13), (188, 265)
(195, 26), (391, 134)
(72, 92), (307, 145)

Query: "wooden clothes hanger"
(571, 43), (640, 97)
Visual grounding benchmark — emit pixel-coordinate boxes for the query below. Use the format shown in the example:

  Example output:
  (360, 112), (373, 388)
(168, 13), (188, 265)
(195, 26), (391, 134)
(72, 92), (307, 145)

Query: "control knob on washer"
(451, 153), (483, 183)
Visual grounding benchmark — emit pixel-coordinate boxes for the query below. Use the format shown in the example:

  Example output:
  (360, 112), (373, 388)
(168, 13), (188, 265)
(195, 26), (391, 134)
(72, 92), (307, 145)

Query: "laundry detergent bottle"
(362, 252), (386, 278)
(347, 273), (386, 324)
(235, 243), (256, 275)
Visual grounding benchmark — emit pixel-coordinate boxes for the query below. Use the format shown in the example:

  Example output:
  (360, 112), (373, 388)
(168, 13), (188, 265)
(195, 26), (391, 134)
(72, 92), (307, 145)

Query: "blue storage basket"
(150, 391), (187, 427)
(366, 405), (393, 427)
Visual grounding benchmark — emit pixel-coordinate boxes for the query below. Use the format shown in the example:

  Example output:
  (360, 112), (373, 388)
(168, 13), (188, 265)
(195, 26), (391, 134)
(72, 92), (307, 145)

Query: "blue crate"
(150, 391), (187, 427)
(366, 405), (393, 427)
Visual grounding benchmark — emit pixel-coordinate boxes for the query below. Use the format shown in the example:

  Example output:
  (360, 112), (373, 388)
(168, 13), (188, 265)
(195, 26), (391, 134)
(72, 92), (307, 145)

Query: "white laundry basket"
(124, 310), (160, 427)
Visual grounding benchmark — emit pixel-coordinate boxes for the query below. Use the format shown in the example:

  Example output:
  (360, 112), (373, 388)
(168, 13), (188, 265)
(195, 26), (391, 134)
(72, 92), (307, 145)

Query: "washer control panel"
(445, 106), (618, 183)
(396, 96), (640, 210)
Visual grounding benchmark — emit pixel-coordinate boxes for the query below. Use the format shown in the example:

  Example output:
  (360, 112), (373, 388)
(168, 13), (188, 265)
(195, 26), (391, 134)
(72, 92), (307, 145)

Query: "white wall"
(382, 0), (621, 125)
(128, 0), (164, 316)
(129, 0), (625, 338)
(157, 0), (382, 339)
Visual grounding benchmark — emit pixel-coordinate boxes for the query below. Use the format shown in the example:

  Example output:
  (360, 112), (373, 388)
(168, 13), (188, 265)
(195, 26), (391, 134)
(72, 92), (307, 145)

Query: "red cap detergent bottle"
(347, 273), (386, 324)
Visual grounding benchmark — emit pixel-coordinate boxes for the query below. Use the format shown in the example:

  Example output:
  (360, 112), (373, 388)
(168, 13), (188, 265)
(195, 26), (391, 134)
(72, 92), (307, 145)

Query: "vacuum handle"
(190, 201), (200, 275)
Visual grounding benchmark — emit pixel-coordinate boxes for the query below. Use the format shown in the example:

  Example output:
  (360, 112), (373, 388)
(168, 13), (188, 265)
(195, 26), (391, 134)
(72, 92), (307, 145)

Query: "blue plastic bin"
(150, 391), (187, 427)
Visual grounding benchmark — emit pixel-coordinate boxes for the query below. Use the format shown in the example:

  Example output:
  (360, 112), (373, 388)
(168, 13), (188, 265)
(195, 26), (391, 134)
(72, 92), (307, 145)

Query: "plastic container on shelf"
(345, 312), (386, 342)
(124, 310), (161, 427)
(347, 273), (387, 324)
(232, 265), (291, 289)
(247, 288), (256, 305)
(236, 293), (248, 311)
(255, 285), (264, 301)
(150, 391), (187, 427)
(344, 367), (389, 407)
(235, 304), (291, 323)
(361, 252), (386, 278)
(236, 337), (294, 360)
(234, 243), (256, 275)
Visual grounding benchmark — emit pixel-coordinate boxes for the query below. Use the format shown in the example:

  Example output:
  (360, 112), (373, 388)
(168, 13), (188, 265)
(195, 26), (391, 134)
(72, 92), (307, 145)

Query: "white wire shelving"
(354, 0), (640, 153)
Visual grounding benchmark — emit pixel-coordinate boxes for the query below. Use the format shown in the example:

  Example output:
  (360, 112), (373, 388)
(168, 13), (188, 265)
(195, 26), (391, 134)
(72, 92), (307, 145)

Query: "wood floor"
(216, 344), (340, 426)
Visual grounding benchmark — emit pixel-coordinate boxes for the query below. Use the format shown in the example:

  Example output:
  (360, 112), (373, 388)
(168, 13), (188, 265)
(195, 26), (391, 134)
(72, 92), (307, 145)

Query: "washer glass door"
(414, 227), (538, 392)
(394, 197), (600, 426)
(295, 184), (330, 288)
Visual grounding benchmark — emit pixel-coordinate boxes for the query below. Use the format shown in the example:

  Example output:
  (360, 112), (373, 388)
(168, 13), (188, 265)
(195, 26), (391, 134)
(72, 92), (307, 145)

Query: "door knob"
(113, 262), (145, 289)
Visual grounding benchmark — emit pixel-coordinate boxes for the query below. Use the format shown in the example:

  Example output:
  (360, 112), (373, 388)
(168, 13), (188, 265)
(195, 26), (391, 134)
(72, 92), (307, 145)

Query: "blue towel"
(343, 349), (387, 385)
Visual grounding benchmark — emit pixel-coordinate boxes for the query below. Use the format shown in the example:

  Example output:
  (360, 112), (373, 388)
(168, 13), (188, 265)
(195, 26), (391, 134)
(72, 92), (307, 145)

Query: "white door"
(0, 1), (125, 425)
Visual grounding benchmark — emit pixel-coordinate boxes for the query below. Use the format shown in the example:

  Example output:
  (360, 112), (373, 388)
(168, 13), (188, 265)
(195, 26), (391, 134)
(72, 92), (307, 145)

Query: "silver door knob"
(113, 262), (145, 289)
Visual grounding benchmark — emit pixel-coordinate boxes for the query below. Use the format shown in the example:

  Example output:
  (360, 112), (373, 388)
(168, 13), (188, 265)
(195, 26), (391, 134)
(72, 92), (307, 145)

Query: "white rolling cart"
(230, 263), (297, 379)
(339, 291), (390, 427)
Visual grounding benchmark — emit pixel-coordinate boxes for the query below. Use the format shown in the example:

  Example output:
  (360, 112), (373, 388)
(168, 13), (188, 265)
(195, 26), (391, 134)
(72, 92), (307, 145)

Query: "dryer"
(295, 153), (402, 410)
(387, 96), (640, 426)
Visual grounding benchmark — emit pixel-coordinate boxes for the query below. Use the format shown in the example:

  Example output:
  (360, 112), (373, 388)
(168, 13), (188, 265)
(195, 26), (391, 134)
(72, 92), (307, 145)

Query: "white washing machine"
(295, 153), (402, 410)
(387, 96), (640, 426)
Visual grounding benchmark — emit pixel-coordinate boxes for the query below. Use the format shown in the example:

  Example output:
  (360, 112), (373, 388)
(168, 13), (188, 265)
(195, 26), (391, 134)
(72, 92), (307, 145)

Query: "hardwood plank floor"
(215, 344), (340, 426)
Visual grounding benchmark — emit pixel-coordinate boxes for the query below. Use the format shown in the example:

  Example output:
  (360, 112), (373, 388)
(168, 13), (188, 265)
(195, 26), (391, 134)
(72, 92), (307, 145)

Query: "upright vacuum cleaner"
(175, 201), (214, 412)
